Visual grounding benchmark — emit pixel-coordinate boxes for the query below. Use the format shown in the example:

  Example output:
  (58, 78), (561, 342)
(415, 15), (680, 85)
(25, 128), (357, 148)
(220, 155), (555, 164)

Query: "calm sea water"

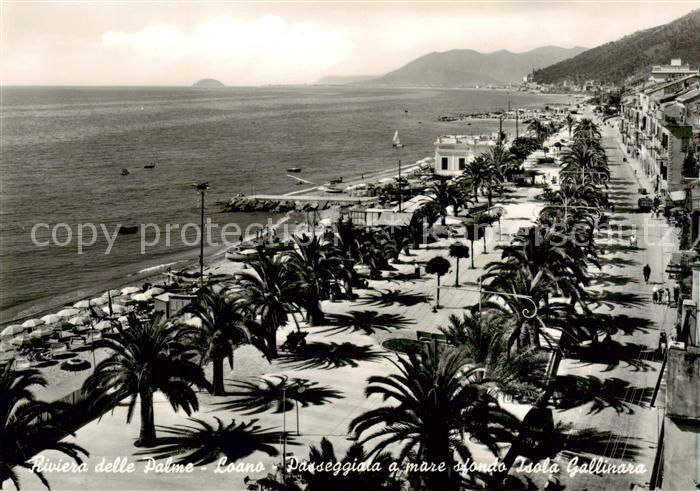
(0, 86), (572, 321)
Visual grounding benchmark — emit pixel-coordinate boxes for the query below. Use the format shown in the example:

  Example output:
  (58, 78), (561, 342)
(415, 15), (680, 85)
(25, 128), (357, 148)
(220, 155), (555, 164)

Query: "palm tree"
(527, 119), (549, 147)
(0, 364), (88, 490)
(300, 438), (402, 491)
(439, 311), (546, 400)
(448, 242), (470, 286)
(565, 113), (575, 137)
(83, 314), (212, 447)
(135, 417), (285, 465)
(182, 286), (252, 396)
(238, 250), (299, 359)
(428, 178), (457, 224)
(286, 234), (342, 325)
(459, 156), (491, 202)
(349, 342), (517, 490)
(481, 146), (511, 200)
(425, 256), (450, 309)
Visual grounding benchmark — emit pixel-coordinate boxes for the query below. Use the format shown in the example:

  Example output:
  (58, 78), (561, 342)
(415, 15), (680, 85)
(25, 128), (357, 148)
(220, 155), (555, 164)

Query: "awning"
(668, 190), (686, 202)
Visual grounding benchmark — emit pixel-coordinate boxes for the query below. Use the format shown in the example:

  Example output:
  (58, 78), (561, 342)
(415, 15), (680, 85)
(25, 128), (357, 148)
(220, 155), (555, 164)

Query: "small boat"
(330, 177), (343, 185)
(225, 246), (258, 262)
(120, 168), (130, 176)
(287, 167), (302, 173)
(144, 163), (156, 169)
(325, 186), (343, 194)
(118, 225), (139, 235)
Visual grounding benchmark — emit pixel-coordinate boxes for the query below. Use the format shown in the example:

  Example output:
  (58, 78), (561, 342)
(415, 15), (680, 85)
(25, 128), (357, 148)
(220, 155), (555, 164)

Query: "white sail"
(392, 130), (402, 147)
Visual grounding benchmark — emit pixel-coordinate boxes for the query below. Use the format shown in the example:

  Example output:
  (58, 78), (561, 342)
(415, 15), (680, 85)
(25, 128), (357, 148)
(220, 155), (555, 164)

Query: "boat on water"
(120, 168), (130, 176)
(329, 177), (343, 185)
(287, 167), (302, 173)
(117, 225), (139, 235)
(144, 163), (156, 169)
(325, 186), (343, 194)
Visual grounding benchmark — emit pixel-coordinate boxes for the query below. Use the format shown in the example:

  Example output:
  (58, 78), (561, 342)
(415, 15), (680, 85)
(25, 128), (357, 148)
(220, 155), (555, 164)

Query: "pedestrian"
(629, 234), (637, 249)
(643, 264), (651, 284)
(658, 288), (664, 304)
(652, 287), (659, 304)
(666, 287), (672, 307)
(673, 284), (680, 305)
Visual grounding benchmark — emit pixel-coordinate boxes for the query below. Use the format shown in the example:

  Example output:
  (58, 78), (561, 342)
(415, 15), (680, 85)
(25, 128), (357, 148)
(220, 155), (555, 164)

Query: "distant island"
(192, 78), (225, 88)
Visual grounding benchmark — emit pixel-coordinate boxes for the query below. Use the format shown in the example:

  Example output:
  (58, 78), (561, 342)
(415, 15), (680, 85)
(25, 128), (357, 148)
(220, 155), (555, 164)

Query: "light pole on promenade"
(193, 182), (209, 289)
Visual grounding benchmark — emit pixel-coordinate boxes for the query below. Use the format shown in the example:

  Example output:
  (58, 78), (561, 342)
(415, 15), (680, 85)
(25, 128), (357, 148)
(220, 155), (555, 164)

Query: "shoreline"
(0, 159), (426, 327)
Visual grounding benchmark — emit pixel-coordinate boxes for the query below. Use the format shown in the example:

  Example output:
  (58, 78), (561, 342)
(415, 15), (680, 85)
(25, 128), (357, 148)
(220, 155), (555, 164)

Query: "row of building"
(620, 59), (699, 198)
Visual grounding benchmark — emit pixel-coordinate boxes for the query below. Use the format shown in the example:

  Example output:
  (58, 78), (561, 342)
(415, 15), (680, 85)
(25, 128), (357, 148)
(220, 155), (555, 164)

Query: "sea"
(0, 86), (574, 322)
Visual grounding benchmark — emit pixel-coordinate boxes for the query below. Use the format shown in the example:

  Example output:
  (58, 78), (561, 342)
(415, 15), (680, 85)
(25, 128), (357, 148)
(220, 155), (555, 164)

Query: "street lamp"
(281, 381), (306, 475)
(192, 182), (209, 288)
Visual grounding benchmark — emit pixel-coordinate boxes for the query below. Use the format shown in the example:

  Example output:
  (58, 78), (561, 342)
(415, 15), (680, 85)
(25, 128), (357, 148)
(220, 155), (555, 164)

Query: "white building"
(650, 59), (697, 83)
(433, 134), (498, 177)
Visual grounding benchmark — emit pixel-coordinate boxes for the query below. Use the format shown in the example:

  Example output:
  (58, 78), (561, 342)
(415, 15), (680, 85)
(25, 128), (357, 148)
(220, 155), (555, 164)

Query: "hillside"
(315, 75), (377, 85)
(533, 9), (700, 84)
(362, 46), (587, 87)
(192, 78), (225, 88)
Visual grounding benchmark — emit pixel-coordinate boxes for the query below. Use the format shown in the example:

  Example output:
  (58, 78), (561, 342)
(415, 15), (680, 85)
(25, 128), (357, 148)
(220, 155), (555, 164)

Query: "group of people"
(652, 284), (681, 307)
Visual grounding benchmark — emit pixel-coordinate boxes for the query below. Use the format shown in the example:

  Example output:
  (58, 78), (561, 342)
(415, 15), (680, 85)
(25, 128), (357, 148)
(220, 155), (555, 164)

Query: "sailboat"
(120, 168), (130, 176)
(392, 130), (403, 148)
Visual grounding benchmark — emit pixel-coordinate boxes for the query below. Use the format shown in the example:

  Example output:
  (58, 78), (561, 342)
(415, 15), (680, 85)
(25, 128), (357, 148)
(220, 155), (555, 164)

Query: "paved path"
(16, 120), (678, 491)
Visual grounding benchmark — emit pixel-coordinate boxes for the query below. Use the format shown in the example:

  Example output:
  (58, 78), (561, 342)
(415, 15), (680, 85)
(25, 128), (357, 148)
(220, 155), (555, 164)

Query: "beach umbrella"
(94, 320), (113, 331)
(1, 325), (23, 338)
(131, 293), (151, 303)
(121, 286), (140, 295)
(40, 314), (61, 324)
(57, 308), (80, 318)
(68, 315), (89, 326)
(90, 296), (108, 306)
(9, 335), (25, 346)
(103, 304), (127, 315)
(182, 315), (202, 328)
(73, 299), (91, 308)
(144, 287), (165, 297)
(21, 318), (45, 329)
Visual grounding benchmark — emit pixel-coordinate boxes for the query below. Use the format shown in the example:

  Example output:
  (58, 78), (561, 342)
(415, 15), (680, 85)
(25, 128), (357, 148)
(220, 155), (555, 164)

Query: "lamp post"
(193, 182), (209, 288)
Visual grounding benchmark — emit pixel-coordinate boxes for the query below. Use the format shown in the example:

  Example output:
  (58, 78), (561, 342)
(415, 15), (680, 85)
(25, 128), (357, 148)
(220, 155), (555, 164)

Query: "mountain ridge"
(533, 9), (700, 84)
(347, 46), (587, 87)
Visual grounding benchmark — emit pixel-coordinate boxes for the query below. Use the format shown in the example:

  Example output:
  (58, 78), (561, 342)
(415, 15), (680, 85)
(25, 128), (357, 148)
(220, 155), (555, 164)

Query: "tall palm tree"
(83, 314), (211, 447)
(439, 311), (546, 400)
(286, 234), (342, 325)
(238, 250), (299, 359)
(459, 156), (492, 203)
(526, 119), (549, 146)
(480, 146), (511, 200)
(349, 342), (517, 490)
(428, 178), (457, 224)
(565, 113), (575, 137)
(182, 286), (252, 396)
(425, 256), (450, 308)
(448, 242), (470, 286)
(0, 364), (88, 490)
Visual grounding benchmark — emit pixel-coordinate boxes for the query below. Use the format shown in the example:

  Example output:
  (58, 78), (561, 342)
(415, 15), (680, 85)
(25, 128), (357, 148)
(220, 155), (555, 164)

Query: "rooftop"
(435, 134), (499, 146)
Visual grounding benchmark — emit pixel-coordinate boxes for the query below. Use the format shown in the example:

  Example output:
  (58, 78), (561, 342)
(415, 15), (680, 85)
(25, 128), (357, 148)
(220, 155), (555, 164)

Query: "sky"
(1, 1), (697, 86)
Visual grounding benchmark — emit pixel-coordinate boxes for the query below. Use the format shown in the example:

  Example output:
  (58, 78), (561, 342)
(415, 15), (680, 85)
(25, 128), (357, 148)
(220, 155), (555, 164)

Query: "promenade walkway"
(16, 119), (675, 491)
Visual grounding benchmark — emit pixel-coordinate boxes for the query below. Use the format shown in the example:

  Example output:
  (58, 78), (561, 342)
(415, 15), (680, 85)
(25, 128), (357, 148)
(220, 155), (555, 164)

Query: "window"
(441, 157), (448, 170)
(458, 157), (466, 170)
